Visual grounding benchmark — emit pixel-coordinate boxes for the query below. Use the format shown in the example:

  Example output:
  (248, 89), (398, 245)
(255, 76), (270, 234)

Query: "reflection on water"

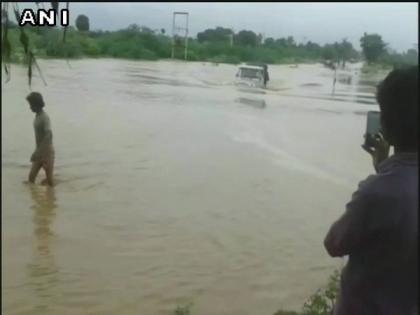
(27, 185), (58, 313)
(300, 83), (323, 87)
(236, 97), (267, 109)
(125, 73), (209, 89)
(236, 88), (267, 95)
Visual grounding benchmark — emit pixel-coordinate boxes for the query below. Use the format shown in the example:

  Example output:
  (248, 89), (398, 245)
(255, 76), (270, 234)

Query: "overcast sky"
(16, 2), (418, 52)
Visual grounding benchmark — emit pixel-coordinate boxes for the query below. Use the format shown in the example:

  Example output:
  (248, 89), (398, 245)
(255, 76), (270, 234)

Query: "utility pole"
(171, 12), (189, 60)
(229, 27), (234, 47)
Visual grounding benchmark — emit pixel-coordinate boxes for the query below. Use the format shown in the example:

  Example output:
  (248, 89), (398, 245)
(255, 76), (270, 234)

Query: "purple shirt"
(325, 153), (418, 315)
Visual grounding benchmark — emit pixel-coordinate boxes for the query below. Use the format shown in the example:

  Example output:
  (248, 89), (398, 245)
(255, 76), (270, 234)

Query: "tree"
(336, 39), (355, 67)
(1, 2), (93, 86)
(197, 27), (233, 43)
(75, 14), (89, 32)
(275, 38), (288, 48)
(127, 24), (140, 32)
(360, 32), (386, 64)
(264, 37), (275, 48)
(305, 41), (321, 51)
(234, 30), (258, 47)
(322, 44), (338, 61)
(286, 36), (295, 47)
(257, 33), (263, 46)
(161, 28), (165, 35)
(140, 26), (153, 34)
(405, 48), (418, 64)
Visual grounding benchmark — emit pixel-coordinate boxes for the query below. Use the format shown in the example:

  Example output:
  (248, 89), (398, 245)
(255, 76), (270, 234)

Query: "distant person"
(324, 66), (418, 315)
(263, 64), (269, 87)
(332, 68), (337, 95)
(26, 92), (55, 186)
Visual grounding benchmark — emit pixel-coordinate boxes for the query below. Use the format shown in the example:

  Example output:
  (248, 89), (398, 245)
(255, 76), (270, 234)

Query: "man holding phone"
(324, 66), (418, 314)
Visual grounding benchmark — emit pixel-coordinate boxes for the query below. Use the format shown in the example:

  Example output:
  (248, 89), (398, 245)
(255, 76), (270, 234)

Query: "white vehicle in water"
(235, 64), (266, 88)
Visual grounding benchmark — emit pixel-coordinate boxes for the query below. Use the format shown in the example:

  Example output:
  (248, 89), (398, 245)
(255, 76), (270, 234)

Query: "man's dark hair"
(376, 66), (418, 150)
(26, 92), (45, 109)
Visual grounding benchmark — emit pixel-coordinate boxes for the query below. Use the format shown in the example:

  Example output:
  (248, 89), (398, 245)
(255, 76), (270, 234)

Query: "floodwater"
(2, 59), (388, 315)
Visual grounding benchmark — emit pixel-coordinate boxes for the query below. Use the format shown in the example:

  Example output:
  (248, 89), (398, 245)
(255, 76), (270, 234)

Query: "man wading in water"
(26, 92), (55, 186)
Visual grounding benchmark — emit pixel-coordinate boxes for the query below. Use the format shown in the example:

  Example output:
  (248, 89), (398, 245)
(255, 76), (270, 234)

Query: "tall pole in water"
(229, 27), (234, 47)
(171, 12), (189, 61)
(184, 13), (189, 60)
(171, 13), (175, 59)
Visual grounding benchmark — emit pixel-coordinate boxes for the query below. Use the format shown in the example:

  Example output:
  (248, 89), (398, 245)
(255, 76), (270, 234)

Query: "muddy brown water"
(2, 59), (388, 315)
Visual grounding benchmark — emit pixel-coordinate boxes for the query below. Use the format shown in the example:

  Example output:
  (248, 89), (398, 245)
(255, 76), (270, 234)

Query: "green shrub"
(7, 23), (416, 70)
(174, 302), (193, 315)
(208, 54), (240, 64)
(139, 48), (158, 60)
(301, 270), (340, 315)
(273, 270), (340, 315)
(187, 51), (199, 61)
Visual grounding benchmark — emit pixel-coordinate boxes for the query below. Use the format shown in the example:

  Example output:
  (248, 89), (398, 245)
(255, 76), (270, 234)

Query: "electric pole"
(171, 12), (189, 60)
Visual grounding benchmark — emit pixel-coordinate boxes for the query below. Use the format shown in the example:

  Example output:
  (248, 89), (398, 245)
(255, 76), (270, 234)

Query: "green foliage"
(197, 26), (233, 43)
(208, 54), (241, 64)
(174, 303), (193, 315)
(264, 37), (276, 49)
(75, 14), (90, 32)
(274, 270), (340, 315)
(235, 30), (258, 47)
(301, 270), (340, 315)
(96, 26), (167, 59)
(1, 2), (48, 85)
(186, 50), (199, 61)
(4, 17), (414, 70)
(321, 44), (338, 61)
(378, 48), (418, 68)
(360, 32), (387, 64)
(171, 270), (340, 315)
(5, 23), (363, 65)
(320, 40), (359, 67)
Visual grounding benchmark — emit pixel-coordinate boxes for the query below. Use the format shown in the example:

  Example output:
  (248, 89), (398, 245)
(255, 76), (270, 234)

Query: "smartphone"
(363, 111), (381, 148)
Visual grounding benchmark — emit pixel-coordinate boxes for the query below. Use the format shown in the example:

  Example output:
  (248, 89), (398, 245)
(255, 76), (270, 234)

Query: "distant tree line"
(2, 7), (418, 71)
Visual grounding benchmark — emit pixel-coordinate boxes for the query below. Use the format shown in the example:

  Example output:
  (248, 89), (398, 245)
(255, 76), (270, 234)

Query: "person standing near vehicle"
(263, 64), (269, 87)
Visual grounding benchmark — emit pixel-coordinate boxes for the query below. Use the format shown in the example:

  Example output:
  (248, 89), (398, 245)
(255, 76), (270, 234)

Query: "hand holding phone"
(361, 111), (390, 170)
(363, 111), (381, 148)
